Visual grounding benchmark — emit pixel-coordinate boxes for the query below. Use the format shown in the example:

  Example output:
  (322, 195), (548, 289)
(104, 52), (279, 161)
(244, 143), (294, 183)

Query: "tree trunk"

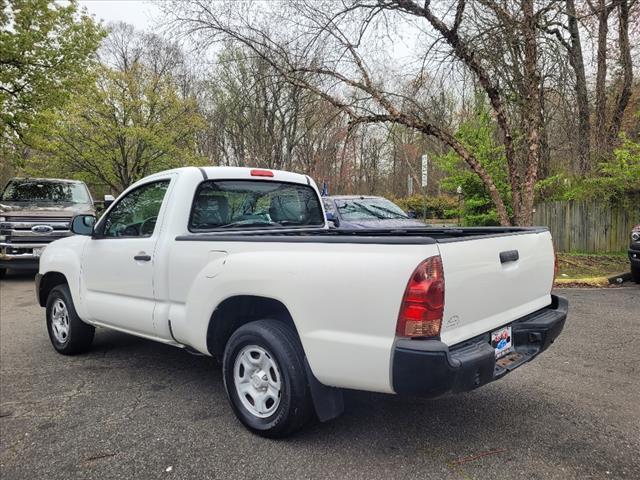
(566, 0), (591, 174)
(520, 0), (542, 226)
(593, 0), (611, 157)
(538, 78), (551, 178)
(608, 0), (632, 142)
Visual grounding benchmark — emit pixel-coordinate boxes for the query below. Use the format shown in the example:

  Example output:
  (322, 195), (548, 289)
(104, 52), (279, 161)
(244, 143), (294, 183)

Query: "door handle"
(499, 250), (519, 264)
(134, 253), (151, 262)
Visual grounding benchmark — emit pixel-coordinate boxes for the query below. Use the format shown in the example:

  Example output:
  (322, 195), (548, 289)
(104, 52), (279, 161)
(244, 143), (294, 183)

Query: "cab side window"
(101, 180), (170, 238)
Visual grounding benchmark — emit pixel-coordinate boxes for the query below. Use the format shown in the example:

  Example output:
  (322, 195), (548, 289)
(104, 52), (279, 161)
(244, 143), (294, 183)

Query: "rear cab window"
(189, 180), (324, 231)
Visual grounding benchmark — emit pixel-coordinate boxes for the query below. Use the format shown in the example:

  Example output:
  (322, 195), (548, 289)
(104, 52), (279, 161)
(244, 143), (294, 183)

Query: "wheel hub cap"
(51, 299), (70, 344)
(233, 345), (282, 418)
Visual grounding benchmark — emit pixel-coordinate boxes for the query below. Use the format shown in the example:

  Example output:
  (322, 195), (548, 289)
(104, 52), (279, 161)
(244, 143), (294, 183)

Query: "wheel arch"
(37, 271), (69, 307)
(206, 295), (298, 357)
(207, 294), (344, 422)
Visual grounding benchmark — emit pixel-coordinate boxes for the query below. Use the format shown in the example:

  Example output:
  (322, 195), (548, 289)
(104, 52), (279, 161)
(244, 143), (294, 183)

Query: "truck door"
(81, 178), (172, 337)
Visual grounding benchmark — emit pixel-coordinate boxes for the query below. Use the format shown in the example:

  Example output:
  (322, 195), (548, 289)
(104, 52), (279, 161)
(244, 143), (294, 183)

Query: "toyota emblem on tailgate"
(31, 225), (54, 234)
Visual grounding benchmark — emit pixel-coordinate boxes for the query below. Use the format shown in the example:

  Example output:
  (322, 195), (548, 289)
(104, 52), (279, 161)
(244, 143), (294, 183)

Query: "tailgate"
(437, 230), (555, 346)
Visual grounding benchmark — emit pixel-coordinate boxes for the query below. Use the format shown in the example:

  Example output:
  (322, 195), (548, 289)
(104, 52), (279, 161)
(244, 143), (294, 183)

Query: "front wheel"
(46, 284), (95, 355)
(222, 319), (312, 438)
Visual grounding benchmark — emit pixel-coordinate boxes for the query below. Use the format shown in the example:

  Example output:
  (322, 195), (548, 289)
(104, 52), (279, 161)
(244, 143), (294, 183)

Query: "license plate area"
(32, 247), (44, 257)
(491, 325), (513, 359)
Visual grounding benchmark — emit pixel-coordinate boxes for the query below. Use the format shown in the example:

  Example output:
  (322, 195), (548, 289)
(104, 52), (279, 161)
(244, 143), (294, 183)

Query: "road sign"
(421, 154), (428, 188)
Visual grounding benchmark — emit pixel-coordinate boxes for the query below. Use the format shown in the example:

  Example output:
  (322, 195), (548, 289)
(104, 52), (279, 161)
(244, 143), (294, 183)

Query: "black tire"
(222, 319), (312, 438)
(0, 268), (6, 279)
(632, 265), (640, 284)
(46, 284), (95, 355)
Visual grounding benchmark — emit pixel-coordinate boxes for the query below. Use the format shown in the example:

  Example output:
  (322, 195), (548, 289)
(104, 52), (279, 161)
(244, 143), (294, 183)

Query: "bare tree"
(608, 0), (633, 142)
(545, 0), (592, 174)
(164, 0), (639, 224)
(166, 0), (518, 224)
(30, 23), (203, 192)
(586, 0), (637, 155)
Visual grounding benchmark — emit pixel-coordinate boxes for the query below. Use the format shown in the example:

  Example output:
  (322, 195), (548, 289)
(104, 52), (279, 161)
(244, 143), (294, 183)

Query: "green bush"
(394, 195), (459, 219)
(433, 102), (512, 226)
(535, 134), (640, 207)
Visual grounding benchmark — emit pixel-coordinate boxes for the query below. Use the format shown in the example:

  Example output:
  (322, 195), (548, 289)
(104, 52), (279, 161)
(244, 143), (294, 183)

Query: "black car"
(629, 224), (640, 284)
(322, 195), (425, 229)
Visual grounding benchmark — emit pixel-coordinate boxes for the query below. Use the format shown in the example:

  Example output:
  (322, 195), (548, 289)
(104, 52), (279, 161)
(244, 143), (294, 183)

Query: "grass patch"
(557, 253), (629, 280)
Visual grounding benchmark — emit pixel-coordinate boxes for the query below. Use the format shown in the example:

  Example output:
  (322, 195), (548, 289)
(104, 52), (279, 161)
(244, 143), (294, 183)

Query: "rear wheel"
(222, 319), (312, 438)
(46, 284), (95, 355)
(632, 265), (640, 284)
(0, 268), (6, 279)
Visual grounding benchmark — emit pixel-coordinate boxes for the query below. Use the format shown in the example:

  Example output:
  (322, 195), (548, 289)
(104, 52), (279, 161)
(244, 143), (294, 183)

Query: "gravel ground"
(1, 273), (638, 480)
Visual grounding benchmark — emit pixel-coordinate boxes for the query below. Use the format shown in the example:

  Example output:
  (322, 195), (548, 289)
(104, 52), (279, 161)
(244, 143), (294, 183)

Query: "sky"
(78, 0), (160, 30)
(75, 0), (444, 90)
(77, 0), (429, 67)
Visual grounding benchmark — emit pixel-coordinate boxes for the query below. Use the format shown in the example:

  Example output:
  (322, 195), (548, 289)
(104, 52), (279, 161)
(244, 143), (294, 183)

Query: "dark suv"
(630, 224), (640, 284)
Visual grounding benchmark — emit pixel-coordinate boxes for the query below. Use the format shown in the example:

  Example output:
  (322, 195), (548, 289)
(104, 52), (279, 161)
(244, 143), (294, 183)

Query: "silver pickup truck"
(0, 178), (95, 277)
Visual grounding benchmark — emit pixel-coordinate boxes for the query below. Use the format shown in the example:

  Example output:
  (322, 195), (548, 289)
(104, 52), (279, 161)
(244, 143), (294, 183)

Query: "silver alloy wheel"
(51, 299), (70, 344)
(233, 345), (282, 418)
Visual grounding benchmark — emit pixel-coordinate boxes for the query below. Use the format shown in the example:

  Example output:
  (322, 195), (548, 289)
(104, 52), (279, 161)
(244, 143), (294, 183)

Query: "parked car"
(36, 166), (567, 437)
(629, 224), (640, 283)
(322, 195), (425, 229)
(0, 178), (95, 277)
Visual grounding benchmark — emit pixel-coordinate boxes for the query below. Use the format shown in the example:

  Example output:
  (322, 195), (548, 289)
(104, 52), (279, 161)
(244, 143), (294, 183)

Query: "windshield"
(336, 198), (409, 221)
(1, 180), (91, 204)
(189, 180), (324, 230)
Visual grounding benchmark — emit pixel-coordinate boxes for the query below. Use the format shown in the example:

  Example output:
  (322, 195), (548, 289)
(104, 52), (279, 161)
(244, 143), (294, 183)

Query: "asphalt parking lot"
(1, 274), (638, 480)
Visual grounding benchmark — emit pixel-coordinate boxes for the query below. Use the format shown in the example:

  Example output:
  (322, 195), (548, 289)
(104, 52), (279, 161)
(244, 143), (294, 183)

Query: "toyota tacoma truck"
(35, 166), (568, 437)
(1, 177), (95, 277)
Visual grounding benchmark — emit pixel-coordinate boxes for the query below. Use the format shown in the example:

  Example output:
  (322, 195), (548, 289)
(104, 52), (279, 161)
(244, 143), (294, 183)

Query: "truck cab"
(0, 178), (95, 277)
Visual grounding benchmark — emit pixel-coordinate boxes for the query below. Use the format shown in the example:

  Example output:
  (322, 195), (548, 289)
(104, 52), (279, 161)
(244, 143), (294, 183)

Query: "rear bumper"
(392, 295), (568, 396)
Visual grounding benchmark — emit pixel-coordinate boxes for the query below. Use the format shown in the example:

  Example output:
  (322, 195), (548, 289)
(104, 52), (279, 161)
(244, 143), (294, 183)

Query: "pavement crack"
(85, 452), (118, 463)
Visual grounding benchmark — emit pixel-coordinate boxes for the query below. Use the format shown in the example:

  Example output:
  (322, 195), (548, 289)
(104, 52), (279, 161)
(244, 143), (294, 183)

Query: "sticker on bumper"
(491, 325), (513, 359)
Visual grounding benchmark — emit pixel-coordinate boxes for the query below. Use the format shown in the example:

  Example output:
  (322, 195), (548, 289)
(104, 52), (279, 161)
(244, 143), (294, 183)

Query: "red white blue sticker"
(491, 326), (513, 359)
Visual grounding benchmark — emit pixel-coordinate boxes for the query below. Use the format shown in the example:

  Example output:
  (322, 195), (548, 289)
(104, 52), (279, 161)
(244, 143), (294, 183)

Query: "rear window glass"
(189, 180), (324, 231)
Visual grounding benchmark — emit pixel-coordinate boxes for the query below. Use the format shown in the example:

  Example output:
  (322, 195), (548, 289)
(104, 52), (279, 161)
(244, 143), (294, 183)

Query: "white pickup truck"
(36, 167), (568, 437)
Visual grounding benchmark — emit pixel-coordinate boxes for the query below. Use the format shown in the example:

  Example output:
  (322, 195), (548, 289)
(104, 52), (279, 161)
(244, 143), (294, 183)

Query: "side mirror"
(407, 210), (417, 219)
(71, 215), (96, 236)
(326, 211), (340, 227)
(104, 194), (115, 209)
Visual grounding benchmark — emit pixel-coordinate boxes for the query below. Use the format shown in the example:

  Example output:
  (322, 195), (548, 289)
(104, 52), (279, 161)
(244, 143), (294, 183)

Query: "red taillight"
(250, 169), (274, 177)
(396, 255), (445, 338)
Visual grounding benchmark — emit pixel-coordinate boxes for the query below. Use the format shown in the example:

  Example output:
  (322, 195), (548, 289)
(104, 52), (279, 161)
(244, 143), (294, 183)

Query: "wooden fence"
(533, 200), (639, 253)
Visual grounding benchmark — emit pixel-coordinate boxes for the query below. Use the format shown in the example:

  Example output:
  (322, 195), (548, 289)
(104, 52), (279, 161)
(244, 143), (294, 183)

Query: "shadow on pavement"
(0, 270), (38, 281)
